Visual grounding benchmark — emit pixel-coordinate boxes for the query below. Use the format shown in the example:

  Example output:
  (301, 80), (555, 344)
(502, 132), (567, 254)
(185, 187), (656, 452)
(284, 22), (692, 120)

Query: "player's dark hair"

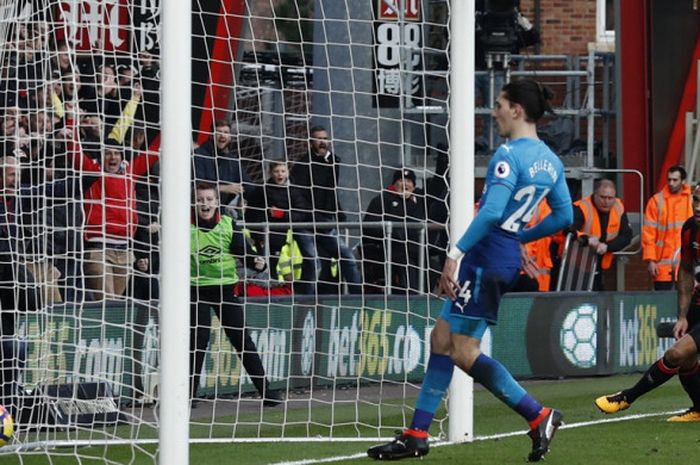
(501, 78), (555, 123)
(668, 165), (687, 181)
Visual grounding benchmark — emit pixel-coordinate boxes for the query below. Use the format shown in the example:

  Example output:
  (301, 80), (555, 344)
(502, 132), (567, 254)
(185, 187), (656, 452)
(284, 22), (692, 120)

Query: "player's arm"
(675, 258), (693, 339)
(674, 222), (693, 339)
(520, 202), (572, 243)
(521, 171), (573, 243)
(440, 183), (511, 299)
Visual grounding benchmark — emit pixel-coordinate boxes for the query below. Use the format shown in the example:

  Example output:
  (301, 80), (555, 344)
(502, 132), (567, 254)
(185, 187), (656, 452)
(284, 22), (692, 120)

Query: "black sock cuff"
(659, 357), (680, 374)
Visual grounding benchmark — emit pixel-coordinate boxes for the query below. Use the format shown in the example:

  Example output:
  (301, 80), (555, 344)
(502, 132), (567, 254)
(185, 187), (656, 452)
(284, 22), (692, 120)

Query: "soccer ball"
(560, 304), (597, 368)
(0, 405), (14, 447)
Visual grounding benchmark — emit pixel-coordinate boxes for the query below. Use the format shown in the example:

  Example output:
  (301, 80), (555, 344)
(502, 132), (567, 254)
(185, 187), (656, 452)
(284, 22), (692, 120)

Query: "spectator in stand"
(132, 162), (160, 302)
(425, 148), (450, 292)
(193, 119), (254, 217)
(78, 84), (142, 162)
(51, 39), (73, 76)
(64, 115), (159, 301)
(570, 179), (633, 291)
(362, 169), (426, 294)
(15, 153), (64, 305)
(131, 121), (160, 302)
(42, 155), (84, 302)
(425, 146), (449, 217)
(97, 64), (122, 128)
(1, 107), (20, 138)
(289, 125), (362, 295)
(246, 161), (305, 280)
(137, 50), (161, 141)
(79, 64), (123, 137)
(79, 112), (104, 160)
(642, 165), (692, 290)
(61, 69), (81, 107)
(0, 150), (69, 306)
(0, 155), (39, 418)
(128, 126), (148, 160)
(28, 109), (52, 137)
(117, 64), (137, 88)
(190, 182), (281, 406)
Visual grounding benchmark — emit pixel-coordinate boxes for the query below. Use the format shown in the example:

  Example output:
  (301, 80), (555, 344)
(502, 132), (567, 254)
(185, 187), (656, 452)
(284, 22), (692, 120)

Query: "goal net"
(0, 0), (459, 460)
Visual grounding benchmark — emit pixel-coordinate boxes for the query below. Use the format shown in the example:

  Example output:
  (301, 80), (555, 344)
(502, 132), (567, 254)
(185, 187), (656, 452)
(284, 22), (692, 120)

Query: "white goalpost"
(159, 0), (191, 464)
(0, 0), (478, 462)
(446, 0), (475, 444)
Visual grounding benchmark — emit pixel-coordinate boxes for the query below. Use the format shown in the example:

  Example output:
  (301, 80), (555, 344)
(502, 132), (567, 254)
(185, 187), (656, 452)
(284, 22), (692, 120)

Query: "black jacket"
(362, 189), (426, 264)
(193, 139), (253, 206)
(0, 195), (39, 336)
(289, 151), (344, 224)
(246, 180), (309, 251)
(246, 181), (309, 225)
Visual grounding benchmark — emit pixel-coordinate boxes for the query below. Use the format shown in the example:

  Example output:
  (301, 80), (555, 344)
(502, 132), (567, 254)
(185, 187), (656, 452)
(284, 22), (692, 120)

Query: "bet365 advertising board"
(17, 292), (678, 398)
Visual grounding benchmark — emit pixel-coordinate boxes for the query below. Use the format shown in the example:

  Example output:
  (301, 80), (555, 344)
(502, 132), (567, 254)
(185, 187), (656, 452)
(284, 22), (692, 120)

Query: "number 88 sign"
(376, 23), (421, 68)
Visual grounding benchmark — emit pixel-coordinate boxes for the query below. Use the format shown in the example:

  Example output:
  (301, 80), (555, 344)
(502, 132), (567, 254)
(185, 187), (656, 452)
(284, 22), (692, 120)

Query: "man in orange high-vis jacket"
(571, 179), (633, 290)
(643, 166), (692, 290)
(520, 200), (554, 292)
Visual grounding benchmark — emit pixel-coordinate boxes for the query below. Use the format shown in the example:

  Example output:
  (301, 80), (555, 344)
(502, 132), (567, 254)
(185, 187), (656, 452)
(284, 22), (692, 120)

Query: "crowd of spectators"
(0, 21), (161, 305)
(0, 24), (679, 307)
(0, 24), (441, 304)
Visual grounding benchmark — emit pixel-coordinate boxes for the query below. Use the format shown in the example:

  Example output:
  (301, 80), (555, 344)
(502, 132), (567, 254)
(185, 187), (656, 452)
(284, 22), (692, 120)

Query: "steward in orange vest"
(571, 179), (633, 290)
(523, 200), (554, 291)
(642, 166), (692, 290)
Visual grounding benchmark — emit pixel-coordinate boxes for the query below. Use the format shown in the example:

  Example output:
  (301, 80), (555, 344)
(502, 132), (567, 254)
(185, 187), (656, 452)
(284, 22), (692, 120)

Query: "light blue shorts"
(438, 299), (489, 338)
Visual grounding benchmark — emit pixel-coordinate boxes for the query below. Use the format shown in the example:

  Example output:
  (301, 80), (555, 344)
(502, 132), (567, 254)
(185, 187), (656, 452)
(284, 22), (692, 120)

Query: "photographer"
(475, 0), (540, 150)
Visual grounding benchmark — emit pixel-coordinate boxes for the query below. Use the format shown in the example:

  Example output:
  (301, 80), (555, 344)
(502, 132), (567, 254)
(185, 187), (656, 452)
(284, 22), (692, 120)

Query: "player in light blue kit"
(368, 79), (573, 462)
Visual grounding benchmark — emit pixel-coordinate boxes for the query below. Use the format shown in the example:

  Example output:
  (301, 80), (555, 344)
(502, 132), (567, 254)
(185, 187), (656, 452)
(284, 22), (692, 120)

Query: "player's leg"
(451, 332), (544, 422)
(367, 310), (453, 460)
(669, 362), (700, 422)
(408, 319), (454, 433)
(667, 325), (700, 421)
(449, 263), (562, 462)
(595, 333), (697, 414)
(449, 330), (561, 462)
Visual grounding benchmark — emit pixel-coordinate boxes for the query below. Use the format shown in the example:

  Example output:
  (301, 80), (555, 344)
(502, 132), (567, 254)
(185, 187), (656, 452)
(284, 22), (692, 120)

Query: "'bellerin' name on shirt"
(528, 160), (558, 182)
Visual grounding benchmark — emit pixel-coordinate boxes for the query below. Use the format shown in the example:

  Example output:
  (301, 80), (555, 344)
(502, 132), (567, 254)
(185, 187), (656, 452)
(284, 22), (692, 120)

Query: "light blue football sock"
(469, 353), (542, 421)
(410, 353), (454, 432)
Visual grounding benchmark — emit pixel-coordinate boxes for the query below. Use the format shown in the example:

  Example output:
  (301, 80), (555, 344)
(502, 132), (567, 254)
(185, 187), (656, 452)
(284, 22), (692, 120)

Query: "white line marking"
(270, 410), (682, 465)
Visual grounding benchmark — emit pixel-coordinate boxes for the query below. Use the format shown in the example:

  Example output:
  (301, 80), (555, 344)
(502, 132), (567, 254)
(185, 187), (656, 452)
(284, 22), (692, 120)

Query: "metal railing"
(241, 220), (446, 295)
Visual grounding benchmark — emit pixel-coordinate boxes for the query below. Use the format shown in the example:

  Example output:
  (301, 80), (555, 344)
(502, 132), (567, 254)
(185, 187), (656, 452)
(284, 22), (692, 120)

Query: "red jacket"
(68, 123), (159, 242)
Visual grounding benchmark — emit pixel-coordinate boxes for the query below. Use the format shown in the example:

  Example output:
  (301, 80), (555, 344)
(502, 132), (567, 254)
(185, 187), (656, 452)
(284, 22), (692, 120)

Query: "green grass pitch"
(2, 374), (698, 465)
